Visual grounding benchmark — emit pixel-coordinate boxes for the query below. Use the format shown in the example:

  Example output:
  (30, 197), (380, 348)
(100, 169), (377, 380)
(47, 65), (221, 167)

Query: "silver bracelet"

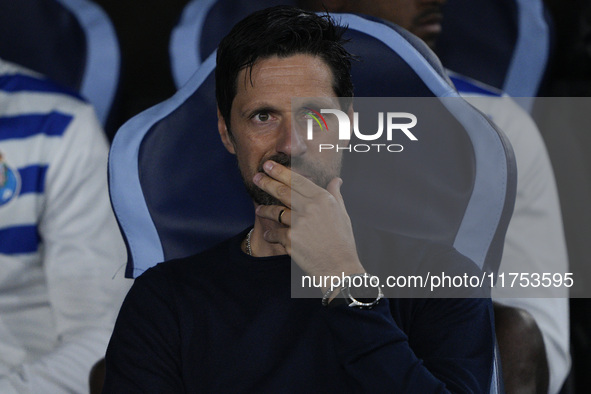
(322, 273), (383, 308)
(321, 287), (340, 307)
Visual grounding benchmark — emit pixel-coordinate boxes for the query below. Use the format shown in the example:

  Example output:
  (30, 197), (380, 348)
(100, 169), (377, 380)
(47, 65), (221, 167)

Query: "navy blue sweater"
(103, 229), (495, 393)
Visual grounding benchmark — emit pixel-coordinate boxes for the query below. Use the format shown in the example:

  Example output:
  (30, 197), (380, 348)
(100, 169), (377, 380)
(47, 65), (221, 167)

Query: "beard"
(411, 6), (444, 48)
(238, 152), (342, 207)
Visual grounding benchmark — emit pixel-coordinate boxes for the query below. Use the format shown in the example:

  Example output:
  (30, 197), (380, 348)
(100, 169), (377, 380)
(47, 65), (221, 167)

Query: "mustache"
(414, 7), (444, 24)
(257, 153), (291, 172)
(254, 152), (339, 190)
(256, 154), (308, 174)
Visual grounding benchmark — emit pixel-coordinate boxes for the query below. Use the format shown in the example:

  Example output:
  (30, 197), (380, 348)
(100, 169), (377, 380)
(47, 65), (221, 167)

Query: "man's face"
(218, 54), (348, 206)
(344, 0), (446, 49)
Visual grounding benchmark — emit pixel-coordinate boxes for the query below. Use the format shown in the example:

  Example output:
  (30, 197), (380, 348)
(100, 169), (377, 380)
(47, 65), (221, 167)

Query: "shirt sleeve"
(322, 296), (495, 393)
(0, 103), (132, 393)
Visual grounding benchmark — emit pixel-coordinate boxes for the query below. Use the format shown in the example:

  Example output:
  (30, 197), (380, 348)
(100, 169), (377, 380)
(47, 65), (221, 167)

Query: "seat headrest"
(436, 0), (551, 104)
(0, 0), (120, 127)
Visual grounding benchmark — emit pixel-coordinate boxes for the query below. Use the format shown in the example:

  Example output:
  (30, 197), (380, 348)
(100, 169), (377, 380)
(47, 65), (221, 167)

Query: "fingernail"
(255, 205), (261, 214)
(264, 161), (274, 171)
(263, 230), (270, 240)
(253, 173), (263, 184)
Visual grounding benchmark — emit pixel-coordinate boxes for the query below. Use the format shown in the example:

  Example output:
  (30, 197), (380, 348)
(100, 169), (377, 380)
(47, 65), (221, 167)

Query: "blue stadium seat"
(170, 0), (296, 88)
(113, 9), (515, 282)
(166, 1), (516, 275)
(0, 0), (120, 131)
(436, 0), (552, 111)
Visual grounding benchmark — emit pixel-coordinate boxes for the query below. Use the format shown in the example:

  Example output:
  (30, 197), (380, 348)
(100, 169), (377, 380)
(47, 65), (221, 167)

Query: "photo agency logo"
(305, 107), (418, 153)
(0, 152), (20, 207)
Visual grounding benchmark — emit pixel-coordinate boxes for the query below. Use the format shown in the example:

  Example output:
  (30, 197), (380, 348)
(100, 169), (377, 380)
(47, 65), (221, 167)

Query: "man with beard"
(103, 6), (496, 392)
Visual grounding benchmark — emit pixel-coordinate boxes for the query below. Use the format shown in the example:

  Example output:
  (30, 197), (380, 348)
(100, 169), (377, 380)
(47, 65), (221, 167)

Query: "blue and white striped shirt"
(0, 59), (130, 393)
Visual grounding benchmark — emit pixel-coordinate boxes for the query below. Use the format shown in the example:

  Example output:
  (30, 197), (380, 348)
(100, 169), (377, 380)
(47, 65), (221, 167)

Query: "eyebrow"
(240, 104), (278, 119)
(293, 97), (341, 112)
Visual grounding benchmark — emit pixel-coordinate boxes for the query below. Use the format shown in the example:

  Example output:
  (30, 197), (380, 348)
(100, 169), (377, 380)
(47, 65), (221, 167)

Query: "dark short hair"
(215, 6), (354, 129)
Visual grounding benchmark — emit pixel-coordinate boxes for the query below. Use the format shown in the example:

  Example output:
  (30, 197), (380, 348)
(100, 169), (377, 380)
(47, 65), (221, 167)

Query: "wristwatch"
(323, 273), (384, 309)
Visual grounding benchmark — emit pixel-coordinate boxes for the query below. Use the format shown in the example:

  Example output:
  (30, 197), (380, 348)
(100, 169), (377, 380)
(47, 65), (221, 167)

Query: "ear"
(217, 107), (236, 155)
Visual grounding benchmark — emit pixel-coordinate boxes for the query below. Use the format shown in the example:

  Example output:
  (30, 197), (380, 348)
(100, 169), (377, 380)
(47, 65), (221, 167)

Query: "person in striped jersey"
(0, 58), (131, 393)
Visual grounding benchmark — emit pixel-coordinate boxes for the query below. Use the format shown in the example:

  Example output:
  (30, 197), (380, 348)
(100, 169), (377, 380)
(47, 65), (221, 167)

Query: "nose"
(276, 117), (307, 157)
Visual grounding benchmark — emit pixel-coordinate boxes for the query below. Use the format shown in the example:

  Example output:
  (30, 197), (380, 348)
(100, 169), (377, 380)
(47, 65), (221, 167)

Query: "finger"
(253, 172), (292, 208)
(326, 177), (346, 208)
(256, 205), (291, 227)
(263, 228), (291, 254)
(262, 160), (321, 198)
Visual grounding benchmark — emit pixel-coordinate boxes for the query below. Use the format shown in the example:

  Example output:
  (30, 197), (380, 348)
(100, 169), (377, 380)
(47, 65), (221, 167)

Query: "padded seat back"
(436, 0), (552, 110)
(111, 10), (516, 285)
(0, 0), (120, 130)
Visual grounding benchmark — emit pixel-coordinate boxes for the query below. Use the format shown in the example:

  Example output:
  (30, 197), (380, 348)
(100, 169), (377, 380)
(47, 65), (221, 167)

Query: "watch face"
(349, 285), (380, 304)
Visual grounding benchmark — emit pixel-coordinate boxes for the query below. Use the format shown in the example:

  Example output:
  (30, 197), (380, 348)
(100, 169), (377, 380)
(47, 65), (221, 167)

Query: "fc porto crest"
(0, 152), (20, 206)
